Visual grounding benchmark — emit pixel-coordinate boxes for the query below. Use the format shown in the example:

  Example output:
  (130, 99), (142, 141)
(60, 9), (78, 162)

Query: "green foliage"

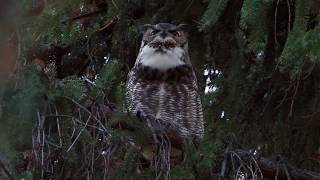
(240, 0), (261, 30)
(17, 171), (33, 180)
(280, 0), (319, 79)
(94, 61), (120, 93)
(19, 0), (107, 47)
(240, 0), (272, 54)
(171, 165), (195, 180)
(9, 67), (45, 117)
(47, 76), (86, 100)
(292, 0), (309, 33)
(0, 66), (45, 165)
(115, 148), (140, 179)
(198, 0), (229, 31)
(62, 76), (86, 98)
(280, 26), (320, 79)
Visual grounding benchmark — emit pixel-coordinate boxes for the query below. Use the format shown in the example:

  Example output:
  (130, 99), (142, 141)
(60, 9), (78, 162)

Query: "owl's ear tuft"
(177, 24), (190, 33)
(137, 24), (153, 35)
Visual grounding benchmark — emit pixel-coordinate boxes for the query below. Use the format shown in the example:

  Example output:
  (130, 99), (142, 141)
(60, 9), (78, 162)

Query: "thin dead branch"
(66, 115), (92, 152)
(289, 80), (300, 117)
(218, 142), (232, 180)
(0, 159), (14, 180)
(67, 10), (104, 22)
(223, 147), (320, 180)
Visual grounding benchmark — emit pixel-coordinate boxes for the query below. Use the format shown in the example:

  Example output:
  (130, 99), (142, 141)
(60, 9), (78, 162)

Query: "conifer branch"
(68, 10), (104, 22)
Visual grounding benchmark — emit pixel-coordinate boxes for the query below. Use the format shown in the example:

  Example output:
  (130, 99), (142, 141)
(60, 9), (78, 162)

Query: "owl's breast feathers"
(126, 63), (204, 143)
(130, 63), (195, 84)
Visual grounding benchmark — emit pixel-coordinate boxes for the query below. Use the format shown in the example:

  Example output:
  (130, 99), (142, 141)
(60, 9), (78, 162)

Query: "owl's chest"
(139, 82), (179, 97)
(132, 64), (194, 84)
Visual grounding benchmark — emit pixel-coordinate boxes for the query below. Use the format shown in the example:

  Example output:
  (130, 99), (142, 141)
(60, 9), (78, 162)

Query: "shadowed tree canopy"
(0, 0), (319, 179)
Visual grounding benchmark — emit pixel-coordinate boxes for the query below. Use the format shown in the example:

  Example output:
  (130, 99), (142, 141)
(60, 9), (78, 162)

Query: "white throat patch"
(138, 45), (185, 70)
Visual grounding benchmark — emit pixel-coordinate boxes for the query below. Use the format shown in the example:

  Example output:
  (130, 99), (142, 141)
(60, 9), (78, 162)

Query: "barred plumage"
(126, 23), (204, 143)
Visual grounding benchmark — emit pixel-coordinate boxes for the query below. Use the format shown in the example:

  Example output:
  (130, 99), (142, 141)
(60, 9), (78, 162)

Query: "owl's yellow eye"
(150, 29), (160, 35)
(170, 30), (181, 37)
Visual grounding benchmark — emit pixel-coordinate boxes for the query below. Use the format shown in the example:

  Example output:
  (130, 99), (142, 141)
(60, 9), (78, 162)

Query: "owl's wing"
(126, 69), (138, 113)
(183, 70), (204, 142)
(188, 82), (204, 142)
(191, 67), (200, 91)
(126, 67), (158, 117)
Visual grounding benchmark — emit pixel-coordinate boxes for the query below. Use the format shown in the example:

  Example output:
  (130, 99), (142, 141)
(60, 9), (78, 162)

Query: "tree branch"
(226, 149), (320, 180)
(0, 159), (14, 180)
(258, 157), (320, 180)
(68, 10), (104, 22)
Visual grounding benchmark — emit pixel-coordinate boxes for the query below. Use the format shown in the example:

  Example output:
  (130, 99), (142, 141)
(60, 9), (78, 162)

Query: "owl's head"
(136, 23), (190, 70)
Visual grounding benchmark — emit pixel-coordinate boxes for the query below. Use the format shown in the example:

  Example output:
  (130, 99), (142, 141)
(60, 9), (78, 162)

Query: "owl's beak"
(160, 31), (167, 39)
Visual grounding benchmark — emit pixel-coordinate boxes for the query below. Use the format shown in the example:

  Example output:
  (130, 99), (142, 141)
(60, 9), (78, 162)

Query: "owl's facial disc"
(138, 39), (186, 70)
(137, 23), (189, 70)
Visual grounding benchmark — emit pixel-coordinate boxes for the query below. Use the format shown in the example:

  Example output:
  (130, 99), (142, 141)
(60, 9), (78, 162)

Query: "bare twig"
(274, 0), (280, 45)
(229, 150), (263, 179)
(63, 96), (110, 137)
(101, 143), (119, 178)
(282, 164), (292, 180)
(302, 63), (315, 80)
(275, 83), (293, 109)
(138, 114), (171, 180)
(218, 142), (232, 180)
(66, 115), (91, 152)
(91, 142), (95, 176)
(98, 17), (119, 32)
(226, 148), (320, 180)
(102, 152), (107, 180)
(0, 159), (14, 180)
(289, 80), (300, 117)
(275, 163), (279, 180)
(36, 111), (45, 180)
(41, 126), (45, 180)
(110, 0), (119, 10)
(67, 10), (104, 22)
(53, 105), (63, 147)
(73, 117), (105, 132)
(286, 0), (291, 34)
(154, 133), (171, 180)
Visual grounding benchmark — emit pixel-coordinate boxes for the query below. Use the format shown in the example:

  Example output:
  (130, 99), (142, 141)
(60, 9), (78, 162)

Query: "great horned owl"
(126, 23), (204, 143)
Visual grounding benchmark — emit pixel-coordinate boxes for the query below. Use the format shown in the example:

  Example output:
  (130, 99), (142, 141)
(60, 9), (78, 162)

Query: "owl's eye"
(150, 29), (160, 35)
(169, 30), (181, 37)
